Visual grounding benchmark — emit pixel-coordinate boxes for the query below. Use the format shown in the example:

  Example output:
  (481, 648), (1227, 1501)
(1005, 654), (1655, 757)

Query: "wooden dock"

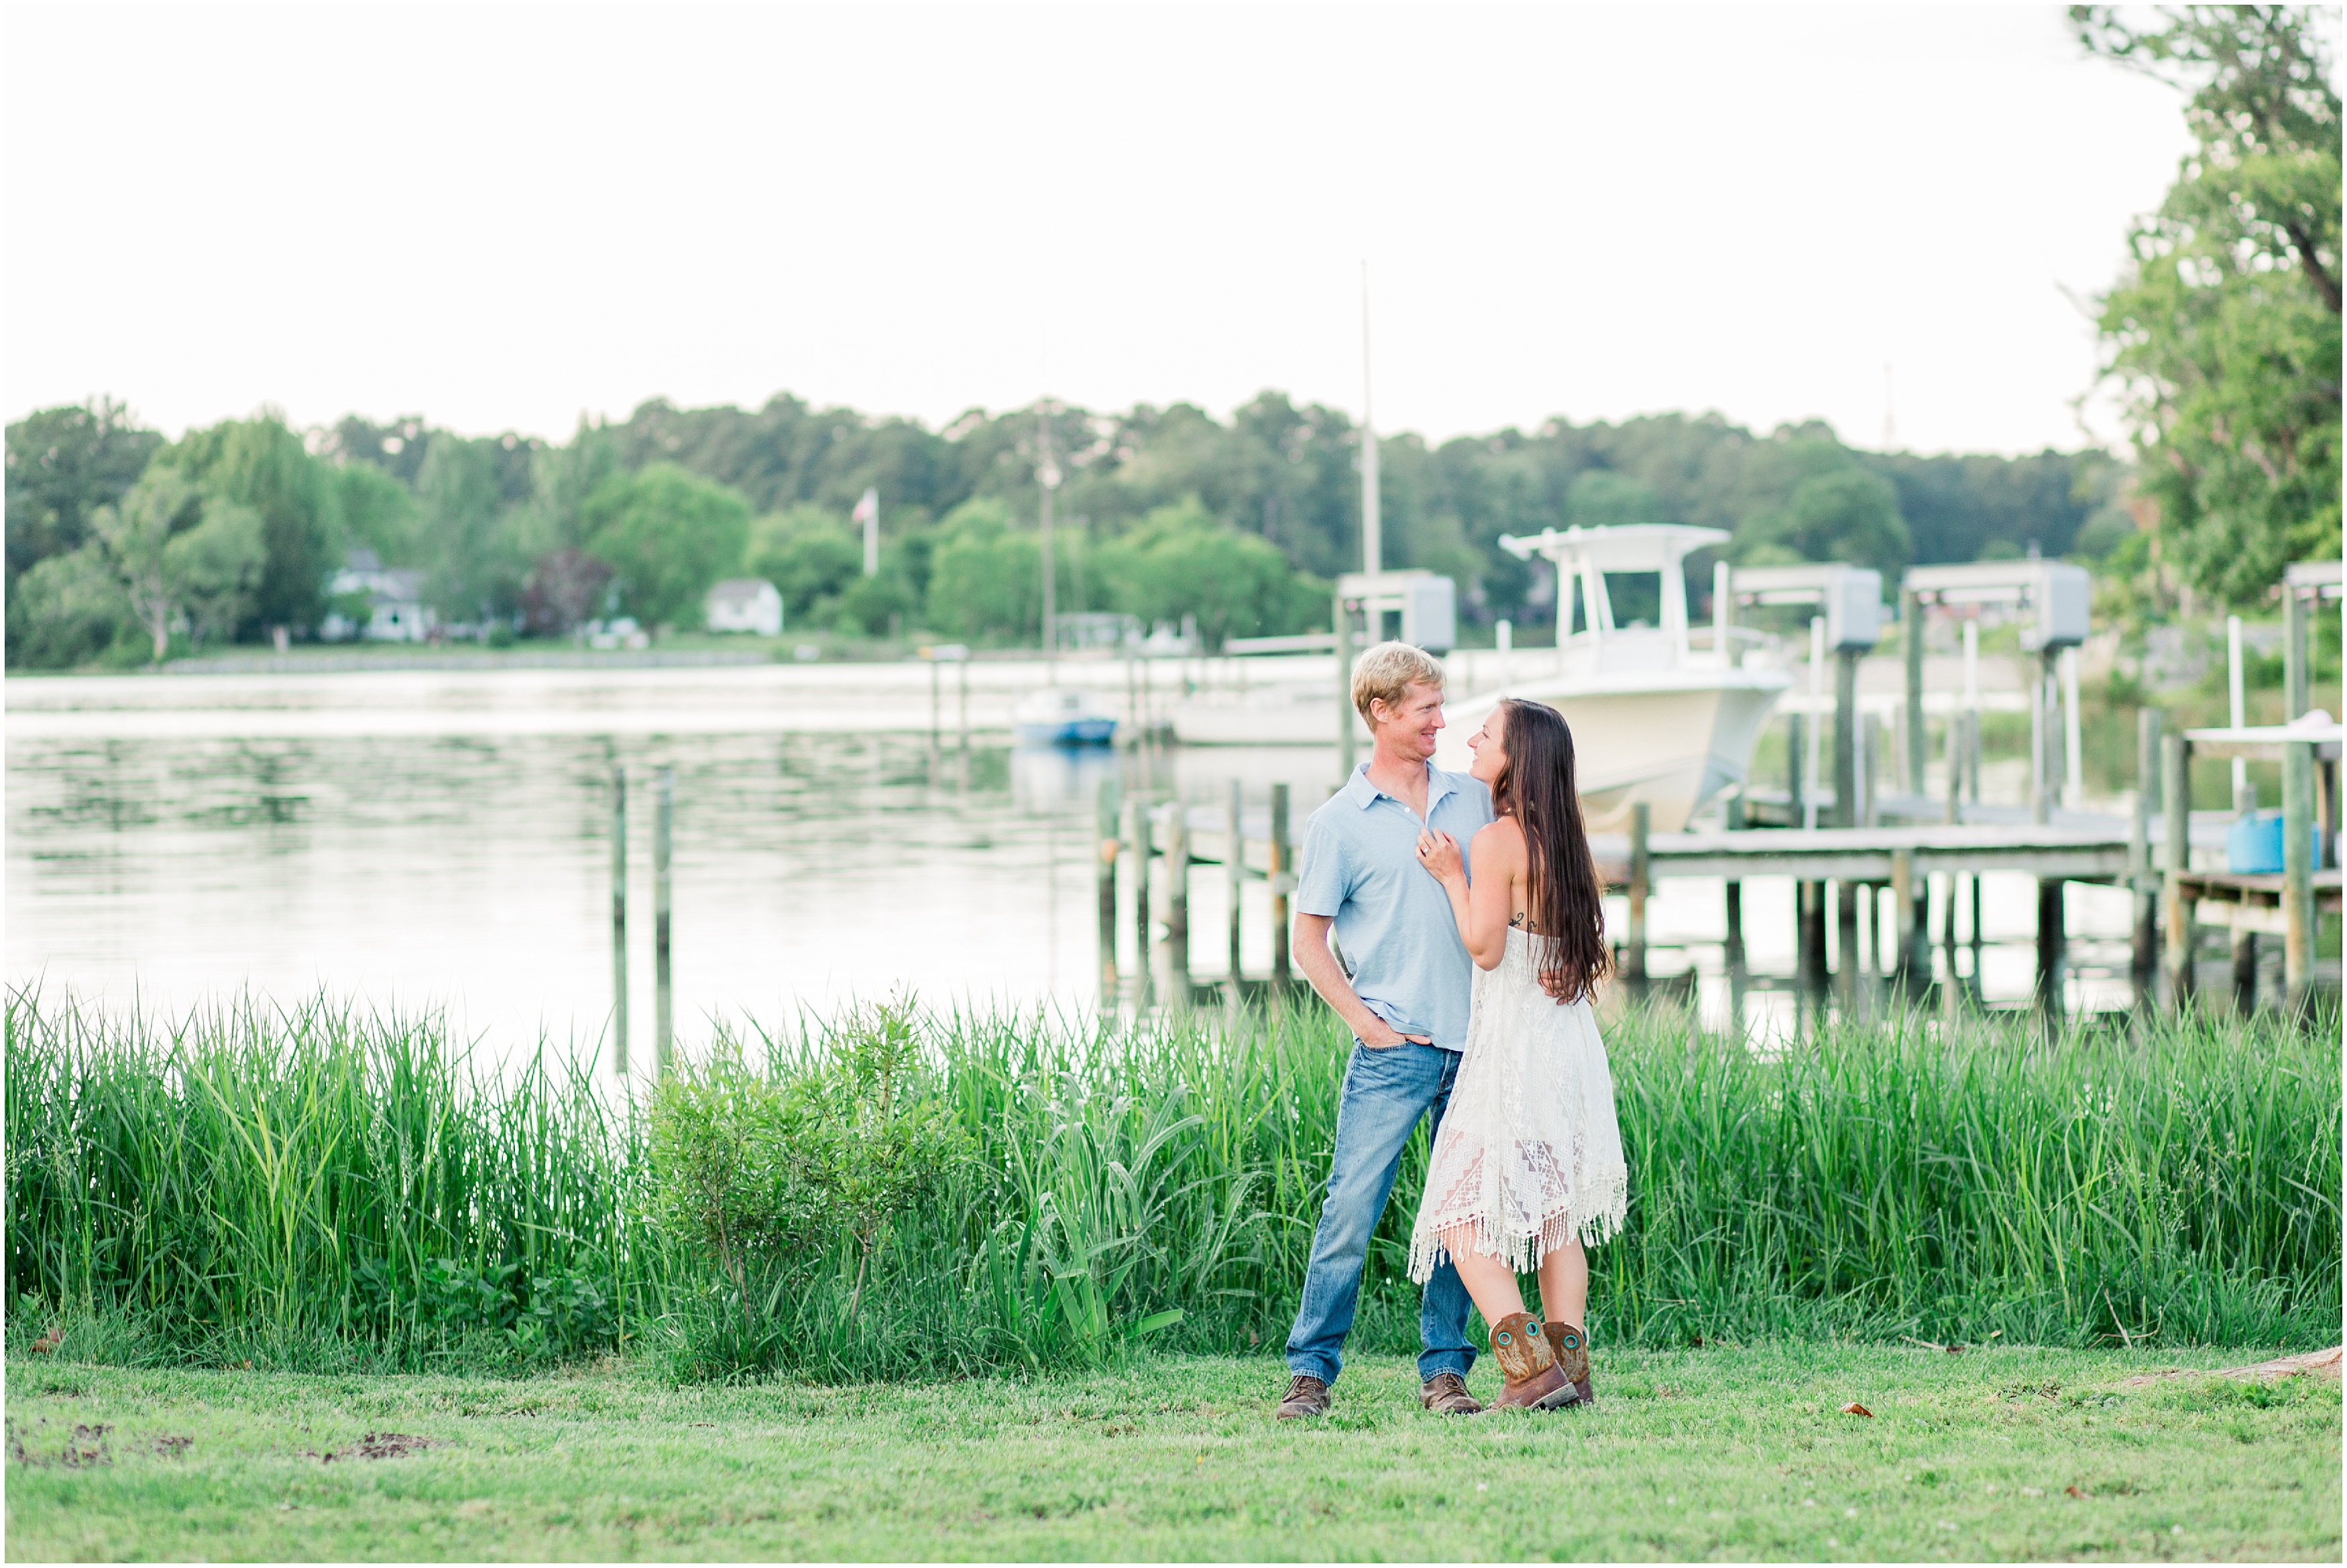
(1098, 722), (2340, 1016)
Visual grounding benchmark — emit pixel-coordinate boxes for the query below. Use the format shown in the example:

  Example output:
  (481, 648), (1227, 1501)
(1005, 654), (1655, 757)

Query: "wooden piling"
(610, 765), (628, 1076)
(2032, 652), (2058, 824)
(1165, 800), (1189, 985)
(1836, 878), (1861, 1010)
(2132, 709), (2161, 991)
(1834, 652), (1860, 828)
(654, 766), (673, 1075)
(2284, 737), (2315, 1009)
(1903, 587), (1927, 794)
(1625, 801), (1650, 992)
(2285, 583), (2309, 721)
(1335, 592), (1357, 781)
(1778, 711), (1800, 823)
(1097, 776), (1121, 996)
(1269, 783), (1293, 987)
(1798, 879), (1827, 991)
(1964, 708), (1982, 806)
(2161, 733), (2195, 1005)
(2036, 876), (2065, 1022)
(1721, 792), (1745, 971)
(2232, 921), (2258, 1012)
(1892, 847), (1923, 991)
(1127, 798), (1152, 981)
(1860, 711), (1882, 827)
(1226, 778), (1244, 981)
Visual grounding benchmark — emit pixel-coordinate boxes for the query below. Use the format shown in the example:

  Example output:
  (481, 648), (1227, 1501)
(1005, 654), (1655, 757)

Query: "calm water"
(6, 662), (2137, 1066)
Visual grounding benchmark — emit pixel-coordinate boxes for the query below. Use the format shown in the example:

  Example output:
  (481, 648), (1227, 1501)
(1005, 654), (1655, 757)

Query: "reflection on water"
(11, 724), (1133, 1057)
(7, 668), (2138, 1065)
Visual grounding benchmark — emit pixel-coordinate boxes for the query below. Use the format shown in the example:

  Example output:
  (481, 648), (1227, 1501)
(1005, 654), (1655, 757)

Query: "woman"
(1408, 698), (1627, 1411)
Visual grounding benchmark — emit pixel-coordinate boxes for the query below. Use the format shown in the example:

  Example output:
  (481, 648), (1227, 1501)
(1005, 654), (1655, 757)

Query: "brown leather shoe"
(1275, 1374), (1332, 1420)
(1487, 1311), (1577, 1410)
(1420, 1371), (1481, 1415)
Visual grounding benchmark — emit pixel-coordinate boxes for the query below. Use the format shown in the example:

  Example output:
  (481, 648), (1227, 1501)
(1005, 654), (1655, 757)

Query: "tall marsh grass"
(8, 985), (2337, 1380)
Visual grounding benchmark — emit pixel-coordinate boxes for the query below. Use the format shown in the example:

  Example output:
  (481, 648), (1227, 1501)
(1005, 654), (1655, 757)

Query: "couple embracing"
(1276, 641), (1627, 1419)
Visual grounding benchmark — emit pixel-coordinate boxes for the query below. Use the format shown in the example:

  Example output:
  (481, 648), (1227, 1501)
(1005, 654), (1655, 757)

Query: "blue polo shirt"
(1294, 762), (1494, 1050)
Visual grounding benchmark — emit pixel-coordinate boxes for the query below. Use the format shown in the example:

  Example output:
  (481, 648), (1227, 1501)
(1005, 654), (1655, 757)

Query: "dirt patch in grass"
(2120, 1346), (2342, 1387)
(306, 1432), (441, 1463)
(7, 1419), (113, 1467)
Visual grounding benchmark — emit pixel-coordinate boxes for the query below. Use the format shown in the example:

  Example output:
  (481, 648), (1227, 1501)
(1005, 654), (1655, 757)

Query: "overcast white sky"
(7, 5), (2197, 455)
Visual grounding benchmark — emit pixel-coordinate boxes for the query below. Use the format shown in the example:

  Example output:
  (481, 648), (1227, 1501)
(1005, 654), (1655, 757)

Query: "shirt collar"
(1343, 762), (1457, 812)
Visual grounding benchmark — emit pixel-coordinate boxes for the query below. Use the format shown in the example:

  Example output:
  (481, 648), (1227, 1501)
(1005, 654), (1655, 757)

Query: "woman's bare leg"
(1535, 1235), (1589, 1329)
(1444, 1233), (1527, 1333)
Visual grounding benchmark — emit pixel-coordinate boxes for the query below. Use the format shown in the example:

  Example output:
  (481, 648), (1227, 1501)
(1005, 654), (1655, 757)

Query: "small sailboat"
(1434, 524), (1792, 832)
(1013, 686), (1119, 745)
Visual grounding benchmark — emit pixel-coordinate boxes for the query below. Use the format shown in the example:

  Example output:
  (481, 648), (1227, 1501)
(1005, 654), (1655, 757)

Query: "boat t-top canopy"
(1498, 524), (1730, 652)
(1499, 524), (1729, 574)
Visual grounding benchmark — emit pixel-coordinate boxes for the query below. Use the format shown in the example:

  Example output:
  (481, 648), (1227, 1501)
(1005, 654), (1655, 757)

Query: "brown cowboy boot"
(1543, 1321), (1593, 1405)
(1486, 1311), (1577, 1410)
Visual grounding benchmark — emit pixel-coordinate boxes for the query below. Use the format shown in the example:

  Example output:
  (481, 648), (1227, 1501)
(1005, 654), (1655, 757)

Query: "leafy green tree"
(1563, 470), (1669, 530)
(415, 436), (519, 624)
(331, 461), (423, 565)
(581, 463), (752, 629)
(520, 419), (624, 555)
(836, 572), (913, 637)
(166, 415), (337, 636)
(923, 497), (1041, 640)
(170, 501), (268, 648)
(6, 545), (127, 668)
(84, 471), (268, 661)
(1095, 497), (1322, 648)
(5, 398), (162, 585)
(2077, 4), (2341, 605)
(745, 505), (862, 622)
(89, 469), (205, 662)
(1739, 467), (1911, 575)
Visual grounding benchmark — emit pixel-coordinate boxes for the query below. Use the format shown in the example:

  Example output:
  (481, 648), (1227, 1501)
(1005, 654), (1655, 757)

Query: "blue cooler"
(2225, 812), (2325, 873)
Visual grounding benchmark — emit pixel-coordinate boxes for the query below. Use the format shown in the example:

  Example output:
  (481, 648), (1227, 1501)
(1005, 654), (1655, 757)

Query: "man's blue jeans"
(1284, 1039), (1476, 1386)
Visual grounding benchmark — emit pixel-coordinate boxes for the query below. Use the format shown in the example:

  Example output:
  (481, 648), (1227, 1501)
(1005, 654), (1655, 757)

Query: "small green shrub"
(648, 1000), (972, 1377)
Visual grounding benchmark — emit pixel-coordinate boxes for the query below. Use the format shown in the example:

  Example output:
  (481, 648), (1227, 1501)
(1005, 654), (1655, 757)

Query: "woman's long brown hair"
(1488, 699), (1611, 1003)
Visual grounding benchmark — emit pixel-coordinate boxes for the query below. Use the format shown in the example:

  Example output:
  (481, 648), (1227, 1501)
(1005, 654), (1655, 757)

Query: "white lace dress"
(1407, 925), (1629, 1280)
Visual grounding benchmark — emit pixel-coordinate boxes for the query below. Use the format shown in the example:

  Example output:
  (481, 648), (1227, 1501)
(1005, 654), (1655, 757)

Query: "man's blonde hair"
(1351, 640), (1447, 723)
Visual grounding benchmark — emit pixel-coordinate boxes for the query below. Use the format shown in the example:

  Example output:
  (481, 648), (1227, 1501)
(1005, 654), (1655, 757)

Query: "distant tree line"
(9, 12), (2332, 670)
(5, 387), (2132, 669)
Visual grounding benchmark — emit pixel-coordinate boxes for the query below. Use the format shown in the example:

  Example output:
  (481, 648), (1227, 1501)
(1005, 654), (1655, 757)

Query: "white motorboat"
(1013, 686), (1119, 745)
(1172, 526), (1790, 832)
(1432, 524), (1790, 831)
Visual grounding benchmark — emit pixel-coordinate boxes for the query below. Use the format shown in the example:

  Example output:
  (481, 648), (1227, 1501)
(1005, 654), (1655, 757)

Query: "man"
(1275, 640), (1492, 1421)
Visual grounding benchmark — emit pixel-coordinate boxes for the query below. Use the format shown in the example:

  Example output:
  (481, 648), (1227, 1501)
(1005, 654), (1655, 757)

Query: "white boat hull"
(1434, 670), (1790, 833)
(1172, 666), (1788, 833)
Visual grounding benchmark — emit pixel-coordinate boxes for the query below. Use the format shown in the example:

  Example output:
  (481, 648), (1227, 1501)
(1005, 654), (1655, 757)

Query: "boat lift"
(1332, 569), (1456, 774)
(1720, 562), (1884, 830)
(1901, 562), (2092, 824)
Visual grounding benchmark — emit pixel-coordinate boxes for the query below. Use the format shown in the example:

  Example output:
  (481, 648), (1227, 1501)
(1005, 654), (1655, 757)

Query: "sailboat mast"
(1361, 262), (1380, 578)
(1039, 400), (1057, 663)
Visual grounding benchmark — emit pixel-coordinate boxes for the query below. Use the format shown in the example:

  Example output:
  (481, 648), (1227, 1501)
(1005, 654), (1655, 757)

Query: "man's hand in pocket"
(1358, 1016), (1434, 1050)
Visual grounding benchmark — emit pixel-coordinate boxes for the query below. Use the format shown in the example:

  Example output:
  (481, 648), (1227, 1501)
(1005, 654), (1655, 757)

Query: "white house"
(704, 578), (783, 636)
(322, 549), (436, 643)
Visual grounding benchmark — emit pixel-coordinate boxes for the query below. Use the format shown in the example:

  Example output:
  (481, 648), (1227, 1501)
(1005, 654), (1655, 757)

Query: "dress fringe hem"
(1406, 1166), (1629, 1284)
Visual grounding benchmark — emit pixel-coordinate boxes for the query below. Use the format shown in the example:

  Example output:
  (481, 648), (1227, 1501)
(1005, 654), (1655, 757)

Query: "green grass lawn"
(7, 1346), (2337, 1562)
